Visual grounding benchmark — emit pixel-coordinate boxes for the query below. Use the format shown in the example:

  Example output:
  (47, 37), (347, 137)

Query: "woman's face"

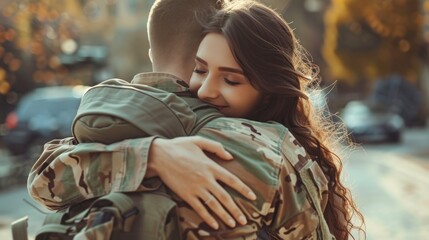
(189, 33), (261, 118)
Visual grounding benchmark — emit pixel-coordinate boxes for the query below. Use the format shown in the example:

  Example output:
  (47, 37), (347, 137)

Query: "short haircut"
(147, 0), (223, 67)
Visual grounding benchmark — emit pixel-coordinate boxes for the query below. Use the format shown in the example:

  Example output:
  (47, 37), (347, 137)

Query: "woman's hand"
(147, 136), (256, 230)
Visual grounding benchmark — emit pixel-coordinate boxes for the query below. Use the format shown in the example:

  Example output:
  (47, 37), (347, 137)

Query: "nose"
(197, 74), (219, 100)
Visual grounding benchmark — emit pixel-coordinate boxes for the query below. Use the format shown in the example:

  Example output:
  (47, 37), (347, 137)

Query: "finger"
(209, 185), (248, 226)
(203, 193), (237, 228)
(192, 137), (233, 160)
(187, 197), (219, 230)
(214, 166), (257, 201)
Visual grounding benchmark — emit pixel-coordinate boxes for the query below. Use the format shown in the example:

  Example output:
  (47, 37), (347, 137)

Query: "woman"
(183, 1), (365, 239)
(147, 1), (364, 238)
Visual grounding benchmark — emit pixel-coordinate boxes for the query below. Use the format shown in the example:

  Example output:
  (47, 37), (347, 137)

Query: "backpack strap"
(120, 186), (181, 240)
(34, 212), (72, 240)
(87, 192), (139, 232)
(35, 225), (72, 240)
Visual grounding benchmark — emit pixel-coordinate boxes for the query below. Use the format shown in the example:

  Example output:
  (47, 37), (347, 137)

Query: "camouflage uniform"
(28, 73), (332, 239)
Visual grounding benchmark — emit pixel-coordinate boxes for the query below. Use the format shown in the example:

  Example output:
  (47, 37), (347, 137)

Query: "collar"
(131, 72), (190, 93)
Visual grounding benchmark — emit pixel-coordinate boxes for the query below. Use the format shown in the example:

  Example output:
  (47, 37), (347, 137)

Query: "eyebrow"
(195, 56), (244, 75)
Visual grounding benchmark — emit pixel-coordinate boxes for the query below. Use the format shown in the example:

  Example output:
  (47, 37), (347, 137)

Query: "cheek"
(189, 76), (201, 92)
(229, 88), (261, 116)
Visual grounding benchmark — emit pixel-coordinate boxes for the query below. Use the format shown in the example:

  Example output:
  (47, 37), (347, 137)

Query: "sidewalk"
(345, 128), (429, 240)
(0, 149), (39, 240)
(0, 187), (41, 240)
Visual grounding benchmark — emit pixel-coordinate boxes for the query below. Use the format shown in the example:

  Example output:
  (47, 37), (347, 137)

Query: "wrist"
(146, 138), (164, 178)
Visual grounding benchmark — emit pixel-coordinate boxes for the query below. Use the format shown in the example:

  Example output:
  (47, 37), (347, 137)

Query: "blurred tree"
(0, 1), (86, 91)
(323, 0), (424, 87)
(0, 14), (30, 95)
(0, 0), (87, 124)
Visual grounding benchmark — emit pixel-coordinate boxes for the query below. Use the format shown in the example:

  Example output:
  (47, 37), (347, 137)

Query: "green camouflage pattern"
(28, 73), (332, 239)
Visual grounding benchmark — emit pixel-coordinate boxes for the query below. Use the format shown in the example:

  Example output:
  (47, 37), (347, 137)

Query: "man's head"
(147, 0), (222, 81)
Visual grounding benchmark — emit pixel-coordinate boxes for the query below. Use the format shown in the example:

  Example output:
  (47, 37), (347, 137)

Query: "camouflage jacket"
(28, 73), (332, 239)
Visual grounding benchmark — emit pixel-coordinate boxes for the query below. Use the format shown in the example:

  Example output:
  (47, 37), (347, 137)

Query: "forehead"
(197, 33), (241, 69)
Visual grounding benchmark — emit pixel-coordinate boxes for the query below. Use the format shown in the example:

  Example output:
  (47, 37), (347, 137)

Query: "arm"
(28, 136), (255, 230)
(28, 136), (157, 210)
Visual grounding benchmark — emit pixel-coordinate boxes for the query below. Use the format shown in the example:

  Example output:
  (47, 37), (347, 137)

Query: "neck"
(152, 61), (193, 83)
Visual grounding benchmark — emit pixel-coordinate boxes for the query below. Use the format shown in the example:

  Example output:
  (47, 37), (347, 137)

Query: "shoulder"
(204, 117), (288, 141)
(280, 130), (313, 170)
(201, 118), (288, 170)
(205, 117), (287, 147)
(203, 118), (312, 165)
(203, 117), (316, 169)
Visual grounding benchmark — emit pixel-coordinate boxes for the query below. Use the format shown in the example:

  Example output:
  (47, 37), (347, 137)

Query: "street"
(0, 127), (428, 240)
(345, 126), (429, 239)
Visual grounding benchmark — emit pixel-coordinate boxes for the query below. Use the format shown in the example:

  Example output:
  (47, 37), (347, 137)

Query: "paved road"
(346, 148), (429, 239)
(345, 126), (429, 240)
(0, 126), (428, 239)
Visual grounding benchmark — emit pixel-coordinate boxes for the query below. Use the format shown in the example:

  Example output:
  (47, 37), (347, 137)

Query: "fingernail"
(228, 219), (236, 227)
(238, 215), (247, 225)
(248, 191), (257, 200)
(226, 151), (233, 159)
(211, 221), (219, 229)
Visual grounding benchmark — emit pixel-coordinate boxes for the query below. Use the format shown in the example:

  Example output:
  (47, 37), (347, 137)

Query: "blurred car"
(341, 101), (404, 143)
(372, 74), (425, 127)
(3, 86), (89, 158)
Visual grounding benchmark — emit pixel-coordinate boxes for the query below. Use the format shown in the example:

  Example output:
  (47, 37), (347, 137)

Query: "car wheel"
(388, 132), (401, 143)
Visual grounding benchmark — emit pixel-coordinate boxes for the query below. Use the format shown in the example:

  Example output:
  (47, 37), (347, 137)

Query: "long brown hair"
(201, 1), (365, 239)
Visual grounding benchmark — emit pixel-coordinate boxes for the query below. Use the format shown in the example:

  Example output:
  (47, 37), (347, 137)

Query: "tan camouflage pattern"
(28, 136), (157, 209)
(28, 73), (332, 239)
(74, 215), (114, 240)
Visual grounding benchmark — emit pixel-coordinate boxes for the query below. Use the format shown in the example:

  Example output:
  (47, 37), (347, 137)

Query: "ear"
(148, 48), (153, 63)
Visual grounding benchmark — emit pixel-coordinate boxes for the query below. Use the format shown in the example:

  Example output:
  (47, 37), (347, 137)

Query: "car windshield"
(344, 102), (371, 116)
(17, 97), (81, 119)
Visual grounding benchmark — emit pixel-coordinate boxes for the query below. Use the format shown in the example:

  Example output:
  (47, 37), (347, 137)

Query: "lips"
(209, 104), (227, 110)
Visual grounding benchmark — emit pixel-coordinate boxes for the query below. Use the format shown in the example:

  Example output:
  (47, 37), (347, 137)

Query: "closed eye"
(224, 78), (240, 86)
(193, 69), (206, 74)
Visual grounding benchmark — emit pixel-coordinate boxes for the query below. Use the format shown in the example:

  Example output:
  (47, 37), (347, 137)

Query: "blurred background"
(0, 0), (428, 239)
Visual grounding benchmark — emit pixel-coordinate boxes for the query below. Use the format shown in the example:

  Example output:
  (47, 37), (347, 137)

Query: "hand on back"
(147, 136), (257, 229)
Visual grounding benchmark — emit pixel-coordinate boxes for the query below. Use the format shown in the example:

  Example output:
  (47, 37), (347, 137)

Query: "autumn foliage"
(323, 0), (423, 84)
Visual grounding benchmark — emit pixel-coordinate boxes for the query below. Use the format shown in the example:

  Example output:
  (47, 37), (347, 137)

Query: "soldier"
(28, 0), (364, 239)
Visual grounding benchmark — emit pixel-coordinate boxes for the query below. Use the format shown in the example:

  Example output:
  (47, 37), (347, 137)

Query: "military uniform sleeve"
(27, 136), (157, 210)
(265, 132), (329, 239)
